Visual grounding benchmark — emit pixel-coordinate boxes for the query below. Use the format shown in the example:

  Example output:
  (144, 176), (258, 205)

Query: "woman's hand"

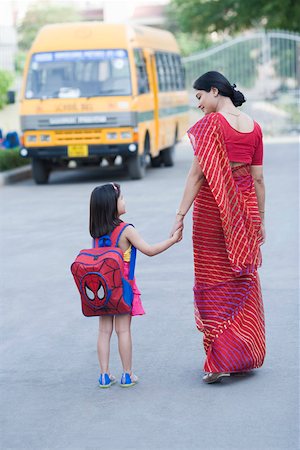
(170, 215), (184, 238)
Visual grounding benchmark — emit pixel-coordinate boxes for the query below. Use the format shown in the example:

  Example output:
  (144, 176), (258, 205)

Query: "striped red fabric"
(188, 113), (266, 373)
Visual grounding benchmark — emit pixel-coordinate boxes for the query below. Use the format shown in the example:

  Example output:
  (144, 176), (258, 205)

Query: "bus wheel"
(161, 145), (175, 167)
(32, 159), (51, 184)
(127, 153), (146, 179)
(162, 128), (177, 167)
(150, 154), (162, 168)
(127, 136), (149, 179)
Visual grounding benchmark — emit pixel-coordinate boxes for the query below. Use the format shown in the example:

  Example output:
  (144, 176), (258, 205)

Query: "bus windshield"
(25, 49), (132, 99)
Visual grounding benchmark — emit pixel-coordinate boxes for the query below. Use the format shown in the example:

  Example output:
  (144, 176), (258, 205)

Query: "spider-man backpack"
(71, 223), (136, 316)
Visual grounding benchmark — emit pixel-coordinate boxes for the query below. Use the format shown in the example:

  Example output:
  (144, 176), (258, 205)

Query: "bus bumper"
(20, 144), (138, 159)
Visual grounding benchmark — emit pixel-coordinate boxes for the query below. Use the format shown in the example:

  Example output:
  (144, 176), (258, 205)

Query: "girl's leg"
(115, 314), (132, 373)
(97, 316), (114, 373)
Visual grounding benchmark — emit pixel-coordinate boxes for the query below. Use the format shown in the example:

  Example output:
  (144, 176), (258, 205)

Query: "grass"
(0, 147), (29, 172)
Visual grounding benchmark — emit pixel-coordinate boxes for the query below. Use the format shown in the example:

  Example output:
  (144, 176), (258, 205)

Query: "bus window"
(134, 49), (149, 94)
(25, 49), (132, 99)
(161, 53), (169, 91)
(173, 55), (185, 90)
(155, 52), (166, 91)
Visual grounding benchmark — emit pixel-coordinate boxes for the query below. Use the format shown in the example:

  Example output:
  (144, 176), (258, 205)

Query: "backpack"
(71, 223), (136, 316)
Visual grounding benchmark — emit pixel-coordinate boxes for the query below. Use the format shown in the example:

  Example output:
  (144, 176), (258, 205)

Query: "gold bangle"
(259, 210), (265, 213)
(176, 211), (185, 217)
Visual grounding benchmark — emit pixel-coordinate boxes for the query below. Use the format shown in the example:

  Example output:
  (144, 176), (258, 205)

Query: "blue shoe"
(99, 373), (116, 388)
(120, 372), (138, 388)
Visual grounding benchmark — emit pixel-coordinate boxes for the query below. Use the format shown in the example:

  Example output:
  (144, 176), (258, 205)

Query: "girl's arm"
(170, 156), (205, 236)
(250, 164), (266, 243)
(124, 226), (182, 257)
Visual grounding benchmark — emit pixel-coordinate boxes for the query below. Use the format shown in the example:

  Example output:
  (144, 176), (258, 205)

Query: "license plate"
(67, 144), (88, 158)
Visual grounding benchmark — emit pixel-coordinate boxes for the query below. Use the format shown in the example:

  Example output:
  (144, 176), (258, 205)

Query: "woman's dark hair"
(89, 183), (122, 238)
(193, 71), (246, 107)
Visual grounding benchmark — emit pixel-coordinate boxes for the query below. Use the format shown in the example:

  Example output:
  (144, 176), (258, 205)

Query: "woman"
(172, 71), (266, 384)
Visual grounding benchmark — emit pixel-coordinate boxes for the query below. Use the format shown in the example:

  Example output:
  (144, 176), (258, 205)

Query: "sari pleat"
(188, 113), (266, 373)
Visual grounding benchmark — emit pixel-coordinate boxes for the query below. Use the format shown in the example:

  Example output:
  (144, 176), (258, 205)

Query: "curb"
(0, 164), (32, 186)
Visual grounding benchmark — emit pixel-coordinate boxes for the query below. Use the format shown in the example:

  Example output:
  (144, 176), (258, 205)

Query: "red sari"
(188, 113), (266, 373)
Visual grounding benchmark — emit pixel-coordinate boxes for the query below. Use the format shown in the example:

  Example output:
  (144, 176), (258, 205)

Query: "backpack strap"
(111, 222), (136, 281)
(110, 222), (130, 247)
(92, 223), (136, 281)
(93, 223), (128, 248)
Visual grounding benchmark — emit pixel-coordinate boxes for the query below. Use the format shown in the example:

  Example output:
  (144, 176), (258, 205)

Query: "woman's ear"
(211, 87), (219, 97)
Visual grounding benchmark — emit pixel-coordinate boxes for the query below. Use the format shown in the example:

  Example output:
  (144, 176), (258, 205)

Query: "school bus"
(19, 23), (189, 184)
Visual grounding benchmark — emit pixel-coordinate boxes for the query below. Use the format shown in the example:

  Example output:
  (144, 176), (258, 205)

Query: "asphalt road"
(0, 137), (299, 450)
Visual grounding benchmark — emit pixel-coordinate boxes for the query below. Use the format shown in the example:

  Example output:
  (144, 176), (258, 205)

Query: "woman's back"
(217, 112), (263, 166)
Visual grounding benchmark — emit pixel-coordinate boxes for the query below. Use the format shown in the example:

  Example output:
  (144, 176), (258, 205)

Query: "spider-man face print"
(71, 250), (132, 316)
(81, 273), (110, 310)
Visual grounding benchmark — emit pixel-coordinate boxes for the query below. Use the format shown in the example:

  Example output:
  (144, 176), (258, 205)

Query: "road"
(0, 137), (299, 450)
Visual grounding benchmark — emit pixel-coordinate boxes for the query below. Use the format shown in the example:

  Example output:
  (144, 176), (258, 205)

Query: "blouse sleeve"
(251, 123), (264, 165)
(187, 113), (218, 159)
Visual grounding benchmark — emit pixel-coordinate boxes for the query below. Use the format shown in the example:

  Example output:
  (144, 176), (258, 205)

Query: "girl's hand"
(170, 216), (184, 238)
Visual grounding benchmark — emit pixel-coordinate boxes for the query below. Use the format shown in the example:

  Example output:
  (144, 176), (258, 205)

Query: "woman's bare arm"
(170, 156), (205, 236)
(250, 165), (265, 222)
(250, 165), (266, 243)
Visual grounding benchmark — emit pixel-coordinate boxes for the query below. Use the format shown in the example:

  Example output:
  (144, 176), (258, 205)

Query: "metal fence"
(183, 30), (300, 135)
(0, 26), (17, 72)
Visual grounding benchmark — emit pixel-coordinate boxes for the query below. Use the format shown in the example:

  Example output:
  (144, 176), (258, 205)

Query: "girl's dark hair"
(193, 71), (246, 107)
(89, 183), (122, 238)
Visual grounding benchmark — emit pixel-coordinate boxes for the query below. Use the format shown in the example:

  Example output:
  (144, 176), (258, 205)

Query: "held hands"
(172, 225), (183, 243)
(170, 215), (184, 242)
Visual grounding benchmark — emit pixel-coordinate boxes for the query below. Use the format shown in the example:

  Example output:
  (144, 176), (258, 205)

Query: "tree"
(169, 0), (300, 34)
(18, 3), (80, 51)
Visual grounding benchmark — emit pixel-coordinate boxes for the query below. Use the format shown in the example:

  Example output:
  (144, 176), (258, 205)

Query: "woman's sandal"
(203, 372), (231, 384)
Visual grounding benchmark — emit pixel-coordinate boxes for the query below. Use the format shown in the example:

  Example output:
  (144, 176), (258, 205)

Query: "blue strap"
(128, 245), (136, 280)
(115, 224), (131, 246)
(98, 235), (112, 247)
(115, 224), (136, 280)
(92, 235), (112, 248)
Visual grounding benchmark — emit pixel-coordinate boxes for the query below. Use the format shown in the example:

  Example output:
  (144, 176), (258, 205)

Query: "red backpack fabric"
(71, 223), (136, 317)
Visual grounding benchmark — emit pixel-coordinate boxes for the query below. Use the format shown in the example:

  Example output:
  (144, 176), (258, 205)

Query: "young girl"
(89, 182), (182, 388)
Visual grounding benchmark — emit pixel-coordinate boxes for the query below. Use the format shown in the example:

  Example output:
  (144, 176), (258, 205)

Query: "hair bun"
(232, 89), (246, 107)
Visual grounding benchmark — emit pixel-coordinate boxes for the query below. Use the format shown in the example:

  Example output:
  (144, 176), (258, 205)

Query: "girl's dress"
(123, 245), (145, 316)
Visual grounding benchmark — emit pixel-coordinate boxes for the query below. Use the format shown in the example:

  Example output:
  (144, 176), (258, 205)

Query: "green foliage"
(169, 0), (300, 34)
(0, 71), (14, 110)
(18, 3), (80, 51)
(15, 50), (27, 75)
(175, 32), (213, 56)
(0, 148), (28, 172)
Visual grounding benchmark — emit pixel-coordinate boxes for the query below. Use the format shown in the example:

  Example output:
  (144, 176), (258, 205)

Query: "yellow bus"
(20, 23), (189, 184)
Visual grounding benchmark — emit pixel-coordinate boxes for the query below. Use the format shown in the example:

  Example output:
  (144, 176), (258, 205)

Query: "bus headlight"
(27, 135), (37, 142)
(20, 148), (28, 157)
(107, 132), (117, 139)
(121, 132), (131, 139)
(128, 144), (137, 152)
(41, 134), (51, 142)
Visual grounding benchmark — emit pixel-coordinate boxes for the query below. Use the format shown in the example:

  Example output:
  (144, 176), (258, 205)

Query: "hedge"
(0, 148), (29, 172)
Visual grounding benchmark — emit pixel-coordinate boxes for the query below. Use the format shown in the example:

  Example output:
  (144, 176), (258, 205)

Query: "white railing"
(183, 30), (300, 101)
